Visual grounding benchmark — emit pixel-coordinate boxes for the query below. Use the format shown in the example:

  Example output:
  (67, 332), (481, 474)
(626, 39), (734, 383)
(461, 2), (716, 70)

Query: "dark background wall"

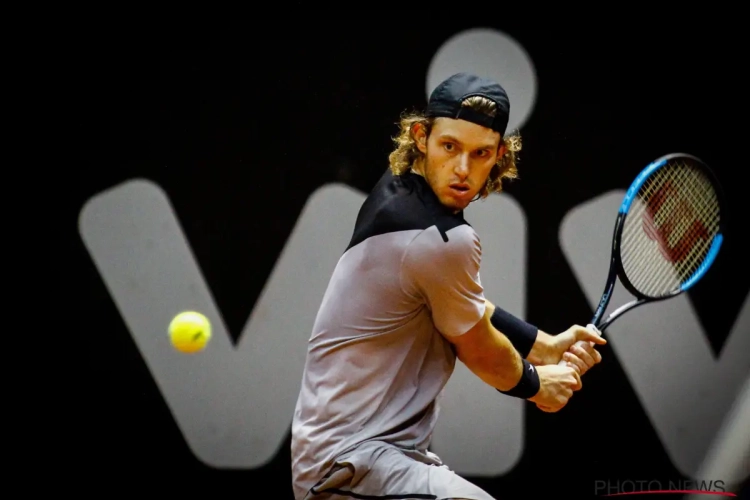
(56, 20), (748, 498)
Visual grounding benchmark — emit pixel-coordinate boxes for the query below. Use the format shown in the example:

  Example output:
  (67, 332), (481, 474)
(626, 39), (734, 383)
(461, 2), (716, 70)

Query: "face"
(413, 118), (505, 211)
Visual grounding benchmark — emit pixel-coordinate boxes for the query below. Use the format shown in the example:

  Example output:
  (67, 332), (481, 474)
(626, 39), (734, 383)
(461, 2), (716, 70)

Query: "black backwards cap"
(425, 72), (510, 136)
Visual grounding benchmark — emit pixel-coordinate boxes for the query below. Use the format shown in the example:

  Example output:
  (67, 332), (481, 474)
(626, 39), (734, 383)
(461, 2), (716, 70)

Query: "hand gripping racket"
(560, 152), (727, 364)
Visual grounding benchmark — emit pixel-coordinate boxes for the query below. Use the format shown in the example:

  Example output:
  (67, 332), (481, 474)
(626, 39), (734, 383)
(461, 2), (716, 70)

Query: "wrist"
(497, 359), (541, 400)
(527, 330), (553, 365)
(490, 305), (539, 358)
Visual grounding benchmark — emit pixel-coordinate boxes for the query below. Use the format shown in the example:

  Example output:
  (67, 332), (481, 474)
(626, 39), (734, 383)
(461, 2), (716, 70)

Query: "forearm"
(486, 300), (552, 365)
(454, 309), (524, 391)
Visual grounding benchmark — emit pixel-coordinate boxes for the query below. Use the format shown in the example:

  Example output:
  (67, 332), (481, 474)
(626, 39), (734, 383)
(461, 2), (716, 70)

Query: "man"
(291, 73), (606, 500)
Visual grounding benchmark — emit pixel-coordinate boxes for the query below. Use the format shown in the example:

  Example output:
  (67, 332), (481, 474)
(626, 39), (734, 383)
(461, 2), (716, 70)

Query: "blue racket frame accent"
(619, 157), (668, 214)
(681, 234), (723, 291)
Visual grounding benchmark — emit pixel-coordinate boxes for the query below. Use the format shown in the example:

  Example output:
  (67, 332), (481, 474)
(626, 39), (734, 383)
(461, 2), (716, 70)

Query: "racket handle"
(557, 324), (601, 366)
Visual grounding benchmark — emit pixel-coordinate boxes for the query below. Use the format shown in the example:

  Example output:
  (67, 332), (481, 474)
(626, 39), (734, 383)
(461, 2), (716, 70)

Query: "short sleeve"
(400, 225), (486, 337)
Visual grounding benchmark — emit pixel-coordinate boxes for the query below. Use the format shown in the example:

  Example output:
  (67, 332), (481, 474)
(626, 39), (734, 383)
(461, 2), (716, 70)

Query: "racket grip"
(557, 324), (601, 366)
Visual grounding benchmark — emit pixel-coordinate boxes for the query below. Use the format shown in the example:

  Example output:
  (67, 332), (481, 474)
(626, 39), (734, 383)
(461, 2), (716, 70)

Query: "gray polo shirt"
(291, 169), (487, 499)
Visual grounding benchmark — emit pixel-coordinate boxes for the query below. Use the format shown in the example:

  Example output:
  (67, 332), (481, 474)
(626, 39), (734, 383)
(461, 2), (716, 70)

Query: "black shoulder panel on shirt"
(346, 169), (470, 251)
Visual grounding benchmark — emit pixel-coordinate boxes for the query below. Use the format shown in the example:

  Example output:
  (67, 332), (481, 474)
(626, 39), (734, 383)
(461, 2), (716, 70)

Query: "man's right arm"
(447, 304), (525, 392)
(400, 226), (530, 394)
(400, 225), (580, 410)
(448, 302), (583, 411)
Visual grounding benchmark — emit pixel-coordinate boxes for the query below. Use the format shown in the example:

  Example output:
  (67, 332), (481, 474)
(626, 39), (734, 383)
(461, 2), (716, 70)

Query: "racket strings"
(624, 167), (718, 290)
(623, 164), (719, 294)
(619, 159), (720, 297)
(625, 167), (718, 293)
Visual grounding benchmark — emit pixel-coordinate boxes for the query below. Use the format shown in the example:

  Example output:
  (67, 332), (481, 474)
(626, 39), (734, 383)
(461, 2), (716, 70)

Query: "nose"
(454, 154), (470, 180)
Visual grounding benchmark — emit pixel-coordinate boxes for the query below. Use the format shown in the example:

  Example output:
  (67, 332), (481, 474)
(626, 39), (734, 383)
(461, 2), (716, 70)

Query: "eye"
(443, 143), (455, 151)
(475, 149), (489, 157)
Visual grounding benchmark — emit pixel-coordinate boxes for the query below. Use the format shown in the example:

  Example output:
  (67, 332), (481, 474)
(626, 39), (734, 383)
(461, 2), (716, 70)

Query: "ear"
(497, 142), (507, 159)
(412, 122), (429, 154)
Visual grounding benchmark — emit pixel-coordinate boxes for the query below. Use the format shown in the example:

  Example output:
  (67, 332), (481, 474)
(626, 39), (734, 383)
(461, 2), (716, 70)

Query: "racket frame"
(592, 153), (726, 332)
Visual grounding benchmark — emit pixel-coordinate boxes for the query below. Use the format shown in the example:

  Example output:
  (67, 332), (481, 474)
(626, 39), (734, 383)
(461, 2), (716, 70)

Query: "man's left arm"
(486, 300), (606, 374)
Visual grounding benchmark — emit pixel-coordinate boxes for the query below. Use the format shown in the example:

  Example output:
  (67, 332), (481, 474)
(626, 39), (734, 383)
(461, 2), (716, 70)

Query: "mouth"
(449, 183), (471, 196)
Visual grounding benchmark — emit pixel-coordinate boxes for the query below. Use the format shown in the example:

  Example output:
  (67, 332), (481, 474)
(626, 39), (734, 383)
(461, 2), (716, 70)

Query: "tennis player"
(291, 73), (606, 500)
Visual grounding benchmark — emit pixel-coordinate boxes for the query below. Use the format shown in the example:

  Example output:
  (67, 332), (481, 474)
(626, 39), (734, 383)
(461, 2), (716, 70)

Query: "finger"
(570, 325), (607, 345)
(570, 369), (583, 391)
(563, 352), (586, 375)
(571, 344), (597, 369)
(537, 403), (562, 413)
(584, 324), (607, 345)
(589, 345), (603, 364)
(563, 348), (589, 375)
(557, 393), (572, 410)
(578, 330), (607, 345)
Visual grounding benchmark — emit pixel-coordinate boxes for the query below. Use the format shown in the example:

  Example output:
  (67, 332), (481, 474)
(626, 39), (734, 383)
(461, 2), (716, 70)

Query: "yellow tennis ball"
(168, 311), (212, 353)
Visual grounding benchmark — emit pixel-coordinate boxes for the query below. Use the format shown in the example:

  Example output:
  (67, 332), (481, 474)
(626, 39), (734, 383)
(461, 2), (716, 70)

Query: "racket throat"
(592, 258), (619, 326)
(598, 298), (648, 331)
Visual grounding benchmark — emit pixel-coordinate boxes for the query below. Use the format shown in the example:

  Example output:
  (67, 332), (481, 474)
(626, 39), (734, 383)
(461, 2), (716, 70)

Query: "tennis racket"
(560, 152), (726, 363)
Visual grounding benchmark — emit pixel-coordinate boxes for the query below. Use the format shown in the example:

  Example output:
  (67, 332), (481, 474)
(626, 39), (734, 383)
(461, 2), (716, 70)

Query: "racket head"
(613, 153), (726, 301)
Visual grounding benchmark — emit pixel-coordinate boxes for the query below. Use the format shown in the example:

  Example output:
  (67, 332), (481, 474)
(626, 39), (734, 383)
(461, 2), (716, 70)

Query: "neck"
(411, 158), (425, 177)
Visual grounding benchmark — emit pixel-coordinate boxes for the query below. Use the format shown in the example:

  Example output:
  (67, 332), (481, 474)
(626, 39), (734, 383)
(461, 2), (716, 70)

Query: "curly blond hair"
(388, 96), (522, 199)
